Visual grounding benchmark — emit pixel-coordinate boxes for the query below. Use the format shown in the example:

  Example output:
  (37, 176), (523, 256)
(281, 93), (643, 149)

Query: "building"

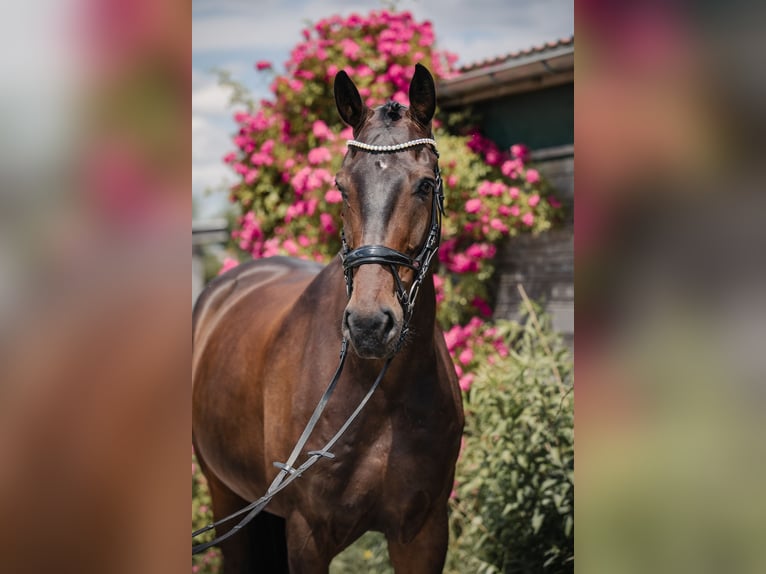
(438, 37), (574, 344)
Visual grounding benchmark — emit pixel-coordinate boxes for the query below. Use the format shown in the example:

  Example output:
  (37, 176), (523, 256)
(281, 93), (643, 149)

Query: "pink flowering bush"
(432, 132), (563, 325)
(224, 10), (458, 264)
(443, 317), (510, 392)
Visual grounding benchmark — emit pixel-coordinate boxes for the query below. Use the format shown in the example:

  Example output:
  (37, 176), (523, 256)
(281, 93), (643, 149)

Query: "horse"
(192, 63), (464, 573)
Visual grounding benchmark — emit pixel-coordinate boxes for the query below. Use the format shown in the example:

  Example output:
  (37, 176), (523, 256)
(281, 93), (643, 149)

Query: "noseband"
(340, 138), (444, 351)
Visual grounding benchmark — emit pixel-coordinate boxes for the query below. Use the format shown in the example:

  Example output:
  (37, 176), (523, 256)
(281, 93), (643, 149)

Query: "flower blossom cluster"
(221, 10), (463, 266)
(443, 317), (510, 392)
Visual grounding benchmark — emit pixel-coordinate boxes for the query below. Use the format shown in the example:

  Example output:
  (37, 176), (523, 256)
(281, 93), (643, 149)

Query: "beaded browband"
(346, 138), (437, 153)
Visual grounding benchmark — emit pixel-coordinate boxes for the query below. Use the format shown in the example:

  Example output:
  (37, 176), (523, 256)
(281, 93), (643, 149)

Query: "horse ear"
(334, 70), (368, 130)
(408, 63), (436, 127)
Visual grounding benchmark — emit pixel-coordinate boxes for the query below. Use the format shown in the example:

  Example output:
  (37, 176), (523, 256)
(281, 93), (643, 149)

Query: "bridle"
(341, 137), (444, 351)
(192, 136), (444, 555)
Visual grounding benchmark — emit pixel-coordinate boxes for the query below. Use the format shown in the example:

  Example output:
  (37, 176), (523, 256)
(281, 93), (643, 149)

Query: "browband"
(346, 138), (437, 153)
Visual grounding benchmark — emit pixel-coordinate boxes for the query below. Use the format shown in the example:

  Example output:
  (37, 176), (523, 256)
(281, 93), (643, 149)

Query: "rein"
(192, 137), (442, 554)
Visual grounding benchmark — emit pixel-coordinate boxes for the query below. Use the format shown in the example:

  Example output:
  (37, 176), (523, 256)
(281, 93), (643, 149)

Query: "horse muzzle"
(343, 303), (402, 359)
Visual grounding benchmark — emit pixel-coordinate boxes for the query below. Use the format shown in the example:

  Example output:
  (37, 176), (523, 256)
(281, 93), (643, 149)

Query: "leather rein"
(192, 137), (443, 555)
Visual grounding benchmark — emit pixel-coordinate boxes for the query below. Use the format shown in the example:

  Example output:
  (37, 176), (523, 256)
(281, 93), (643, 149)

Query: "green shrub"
(446, 306), (574, 573)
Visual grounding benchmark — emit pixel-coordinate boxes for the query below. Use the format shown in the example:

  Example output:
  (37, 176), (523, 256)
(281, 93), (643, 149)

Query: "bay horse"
(192, 64), (464, 573)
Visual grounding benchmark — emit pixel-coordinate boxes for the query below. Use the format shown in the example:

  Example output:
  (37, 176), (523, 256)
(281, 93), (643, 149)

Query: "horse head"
(334, 64), (441, 359)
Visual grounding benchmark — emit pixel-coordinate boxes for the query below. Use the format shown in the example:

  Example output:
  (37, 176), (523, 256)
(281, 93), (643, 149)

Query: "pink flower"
(459, 373), (475, 392)
(528, 194), (540, 207)
(450, 254), (478, 274)
(472, 297), (493, 317)
(510, 206), (520, 217)
(465, 244), (483, 259)
(320, 213), (336, 234)
(490, 218), (509, 233)
(250, 151), (273, 166)
(312, 120), (332, 141)
(340, 38), (361, 59)
(308, 147), (331, 165)
(501, 159), (521, 178)
(218, 257), (239, 275)
(447, 175), (458, 187)
(261, 139), (275, 154)
(444, 328), (459, 353)
(494, 339), (510, 357)
(509, 187), (520, 199)
(283, 239), (298, 255)
(355, 65), (374, 78)
(244, 169), (259, 184)
(525, 169), (540, 184)
(511, 144), (530, 161)
(465, 198), (482, 213)
(522, 213), (535, 227)
(547, 195), (563, 208)
(222, 151), (237, 164)
(325, 189), (342, 203)
(459, 348), (474, 365)
(392, 91), (409, 105)
(485, 149), (501, 166)
(255, 60), (272, 71)
(340, 126), (353, 139)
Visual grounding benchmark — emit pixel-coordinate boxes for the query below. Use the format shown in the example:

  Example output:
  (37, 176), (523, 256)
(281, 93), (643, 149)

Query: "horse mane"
(378, 101), (404, 127)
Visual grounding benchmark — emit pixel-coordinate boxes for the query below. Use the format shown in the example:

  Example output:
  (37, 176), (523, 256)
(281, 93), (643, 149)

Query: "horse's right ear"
(334, 71), (367, 130)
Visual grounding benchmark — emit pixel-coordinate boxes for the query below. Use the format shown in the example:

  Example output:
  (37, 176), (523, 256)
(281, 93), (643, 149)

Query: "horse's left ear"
(408, 63), (436, 128)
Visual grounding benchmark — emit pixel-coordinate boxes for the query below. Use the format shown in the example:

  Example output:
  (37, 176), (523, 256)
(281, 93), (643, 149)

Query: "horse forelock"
(379, 101), (404, 126)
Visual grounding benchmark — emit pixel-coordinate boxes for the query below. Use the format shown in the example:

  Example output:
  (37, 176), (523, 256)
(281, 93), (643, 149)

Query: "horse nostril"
(381, 308), (395, 337)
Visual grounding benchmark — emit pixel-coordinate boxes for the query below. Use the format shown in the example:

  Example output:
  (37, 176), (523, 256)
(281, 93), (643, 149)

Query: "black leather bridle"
(340, 137), (444, 351)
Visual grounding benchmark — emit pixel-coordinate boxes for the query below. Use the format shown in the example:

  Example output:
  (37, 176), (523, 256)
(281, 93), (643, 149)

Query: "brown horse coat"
(193, 64), (464, 573)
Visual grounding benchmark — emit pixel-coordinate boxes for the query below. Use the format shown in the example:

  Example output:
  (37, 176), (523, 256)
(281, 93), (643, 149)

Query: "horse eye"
(416, 180), (434, 197)
(335, 179), (349, 200)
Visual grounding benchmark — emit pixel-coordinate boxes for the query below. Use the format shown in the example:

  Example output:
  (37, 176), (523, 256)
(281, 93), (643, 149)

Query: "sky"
(192, 0), (574, 220)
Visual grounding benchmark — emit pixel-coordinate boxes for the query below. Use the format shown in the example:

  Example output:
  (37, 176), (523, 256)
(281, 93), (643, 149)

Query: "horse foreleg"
(201, 470), (257, 574)
(285, 511), (332, 574)
(387, 508), (449, 574)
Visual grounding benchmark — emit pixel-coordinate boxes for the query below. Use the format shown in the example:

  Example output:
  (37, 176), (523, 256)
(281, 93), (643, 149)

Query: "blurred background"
(576, 0), (766, 572)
